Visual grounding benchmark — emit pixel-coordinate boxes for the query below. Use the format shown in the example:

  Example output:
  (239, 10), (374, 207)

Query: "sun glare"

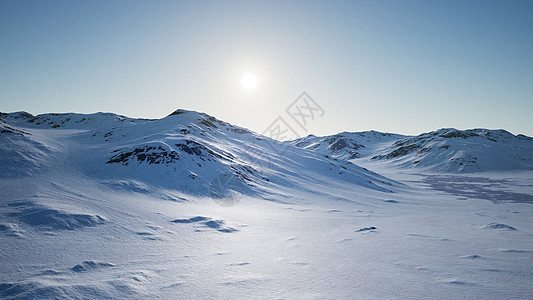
(241, 73), (258, 90)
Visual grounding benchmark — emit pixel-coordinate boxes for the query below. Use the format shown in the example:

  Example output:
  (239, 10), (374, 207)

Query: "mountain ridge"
(292, 128), (533, 172)
(2, 110), (532, 177)
(1, 109), (533, 299)
(0, 109), (399, 198)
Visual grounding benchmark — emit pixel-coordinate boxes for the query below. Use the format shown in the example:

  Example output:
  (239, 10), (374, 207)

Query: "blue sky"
(1, 0), (532, 137)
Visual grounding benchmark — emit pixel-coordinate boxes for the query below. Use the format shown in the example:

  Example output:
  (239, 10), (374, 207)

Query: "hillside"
(1, 110), (532, 299)
(292, 128), (533, 173)
(290, 131), (405, 160)
(0, 110), (398, 197)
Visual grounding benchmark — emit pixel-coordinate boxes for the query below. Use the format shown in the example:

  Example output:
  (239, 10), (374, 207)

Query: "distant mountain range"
(291, 128), (533, 172)
(290, 131), (405, 160)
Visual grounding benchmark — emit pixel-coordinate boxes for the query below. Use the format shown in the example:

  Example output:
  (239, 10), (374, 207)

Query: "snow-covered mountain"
(369, 128), (533, 172)
(0, 109), (398, 198)
(292, 128), (533, 173)
(290, 131), (406, 160)
(1, 110), (533, 299)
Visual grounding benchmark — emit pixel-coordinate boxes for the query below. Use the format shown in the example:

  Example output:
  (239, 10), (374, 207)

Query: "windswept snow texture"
(1, 110), (532, 299)
(6, 201), (106, 231)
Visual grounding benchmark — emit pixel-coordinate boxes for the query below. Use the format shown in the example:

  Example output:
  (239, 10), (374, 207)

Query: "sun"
(241, 72), (258, 90)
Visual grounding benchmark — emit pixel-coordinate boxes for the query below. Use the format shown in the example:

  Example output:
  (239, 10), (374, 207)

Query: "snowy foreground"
(1, 111), (532, 299)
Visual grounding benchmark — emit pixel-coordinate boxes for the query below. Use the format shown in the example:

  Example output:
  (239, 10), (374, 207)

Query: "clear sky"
(1, 0), (532, 137)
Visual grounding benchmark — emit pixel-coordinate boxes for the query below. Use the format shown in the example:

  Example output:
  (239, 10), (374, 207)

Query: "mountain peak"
(166, 109), (218, 123)
(167, 109), (191, 117)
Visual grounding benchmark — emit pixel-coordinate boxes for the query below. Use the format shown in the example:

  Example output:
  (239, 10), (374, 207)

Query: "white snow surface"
(292, 128), (533, 173)
(1, 110), (532, 299)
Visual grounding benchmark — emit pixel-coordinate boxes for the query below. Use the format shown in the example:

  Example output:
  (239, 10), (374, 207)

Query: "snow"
(293, 128), (533, 173)
(1, 110), (532, 299)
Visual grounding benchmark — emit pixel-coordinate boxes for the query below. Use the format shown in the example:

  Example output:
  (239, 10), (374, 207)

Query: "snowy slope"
(1, 111), (532, 299)
(0, 110), (398, 197)
(0, 119), (56, 178)
(368, 128), (533, 172)
(292, 128), (533, 173)
(290, 131), (405, 160)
